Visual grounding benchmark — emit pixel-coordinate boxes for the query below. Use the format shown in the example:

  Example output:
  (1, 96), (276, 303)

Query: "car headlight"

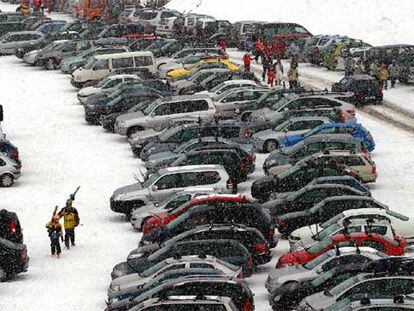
(110, 284), (120, 292)
(142, 240), (151, 246)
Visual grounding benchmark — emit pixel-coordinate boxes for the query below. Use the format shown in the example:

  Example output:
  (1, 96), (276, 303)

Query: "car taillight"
(252, 243), (269, 254)
(236, 270), (244, 279)
(245, 256), (253, 271)
(354, 89), (360, 96)
(226, 178), (234, 189)
(314, 46), (319, 52)
(10, 222), (16, 234)
(12, 150), (19, 159)
(278, 219), (285, 228)
(19, 250), (26, 262)
(242, 299), (253, 311)
(275, 258), (284, 269)
(247, 154), (253, 164)
(371, 166), (376, 174)
(339, 110), (346, 123)
(240, 163), (246, 172)
(244, 128), (251, 139)
(377, 87), (383, 94)
(347, 109), (356, 117)
(14, 165), (21, 171)
(268, 227), (275, 241)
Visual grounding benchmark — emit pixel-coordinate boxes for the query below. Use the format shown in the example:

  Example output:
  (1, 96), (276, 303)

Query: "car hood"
(300, 291), (332, 310)
(78, 86), (100, 97)
(250, 108), (278, 122)
(141, 142), (173, 158)
(128, 243), (161, 260)
(61, 55), (81, 65)
(145, 151), (178, 168)
(129, 129), (160, 145)
(262, 199), (285, 215)
(279, 249), (309, 266)
(283, 133), (304, 146)
(112, 183), (144, 201)
(252, 129), (281, 141)
(267, 264), (309, 289)
(117, 111), (145, 123)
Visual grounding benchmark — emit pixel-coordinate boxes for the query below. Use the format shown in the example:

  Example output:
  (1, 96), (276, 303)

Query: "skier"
(219, 39), (227, 53)
(377, 62), (389, 90)
(254, 38), (265, 63)
(288, 64), (299, 89)
(243, 52), (254, 72)
(344, 55), (355, 76)
(267, 64), (276, 87)
(370, 60), (379, 79)
(262, 54), (272, 82)
(354, 60), (365, 75)
(388, 59), (399, 88)
(58, 199), (80, 249)
(45, 214), (63, 258)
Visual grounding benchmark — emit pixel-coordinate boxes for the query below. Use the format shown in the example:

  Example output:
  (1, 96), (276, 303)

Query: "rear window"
(197, 171), (221, 185)
(221, 126), (240, 138)
(134, 56), (153, 66)
(139, 11), (158, 20)
(112, 57), (134, 69)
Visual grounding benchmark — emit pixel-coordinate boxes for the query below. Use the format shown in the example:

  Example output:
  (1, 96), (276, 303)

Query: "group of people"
(345, 55), (399, 89)
(18, 0), (65, 14)
(45, 200), (80, 258)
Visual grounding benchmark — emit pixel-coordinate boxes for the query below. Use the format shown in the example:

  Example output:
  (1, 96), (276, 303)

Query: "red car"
(141, 195), (252, 234)
(276, 232), (406, 269)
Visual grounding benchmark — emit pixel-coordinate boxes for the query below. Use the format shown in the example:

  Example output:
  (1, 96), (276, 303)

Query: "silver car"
(299, 274), (414, 310)
(170, 68), (230, 94)
(130, 188), (217, 231)
(110, 164), (234, 216)
(251, 117), (332, 153)
(0, 153), (20, 187)
(0, 31), (44, 55)
(114, 95), (216, 137)
(265, 247), (386, 296)
(108, 255), (241, 298)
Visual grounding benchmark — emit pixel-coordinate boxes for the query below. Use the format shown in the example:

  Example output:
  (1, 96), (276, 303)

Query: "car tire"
(264, 140), (279, 153)
(270, 282), (299, 310)
(0, 174), (14, 187)
(126, 126), (143, 138)
(241, 112), (252, 122)
(125, 201), (144, 220)
(45, 58), (57, 70)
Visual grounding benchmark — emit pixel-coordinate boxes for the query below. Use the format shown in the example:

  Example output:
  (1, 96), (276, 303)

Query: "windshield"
(143, 98), (163, 116)
(158, 126), (180, 142)
(314, 224), (342, 241)
(321, 214), (345, 228)
(328, 275), (360, 296)
(142, 173), (160, 188)
(84, 57), (96, 70)
(277, 165), (300, 179)
(139, 260), (168, 277)
(273, 119), (292, 132)
(139, 11), (158, 20)
(306, 236), (333, 254)
(96, 77), (111, 87)
(304, 252), (331, 270)
(311, 269), (335, 287)
(271, 97), (290, 111)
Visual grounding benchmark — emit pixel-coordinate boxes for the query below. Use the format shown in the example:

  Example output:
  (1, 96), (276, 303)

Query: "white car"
(130, 188), (217, 231)
(107, 255), (242, 297)
(290, 208), (414, 245)
(0, 153), (20, 187)
(289, 218), (396, 251)
(76, 74), (141, 103)
(198, 79), (259, 97)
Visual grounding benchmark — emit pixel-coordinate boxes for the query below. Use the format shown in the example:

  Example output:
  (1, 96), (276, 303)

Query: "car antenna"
(198, 116), (202, 124)
(335, 245), (340, 256)
(355, 241), (361, 254)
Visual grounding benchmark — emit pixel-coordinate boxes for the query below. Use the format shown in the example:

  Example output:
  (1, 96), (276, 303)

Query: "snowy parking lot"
(1, 1), (414, 310)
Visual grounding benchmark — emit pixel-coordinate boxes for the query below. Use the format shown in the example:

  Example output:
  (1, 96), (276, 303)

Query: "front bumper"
(71, 78), (85, 89)
(114, 122), (128, 136)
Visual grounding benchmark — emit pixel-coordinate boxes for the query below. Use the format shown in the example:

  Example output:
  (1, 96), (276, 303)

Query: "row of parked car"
(2, 8), (414, 310)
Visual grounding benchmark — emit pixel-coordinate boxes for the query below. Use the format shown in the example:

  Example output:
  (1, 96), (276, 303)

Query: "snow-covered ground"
(1, 1), (414, 310)
(166, 0), (414, 46)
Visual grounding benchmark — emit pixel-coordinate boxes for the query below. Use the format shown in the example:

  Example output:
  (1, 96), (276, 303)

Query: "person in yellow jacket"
(45, 214), (63, 258)
(58, 199), (80, 249)
(377, 62), (389, 90)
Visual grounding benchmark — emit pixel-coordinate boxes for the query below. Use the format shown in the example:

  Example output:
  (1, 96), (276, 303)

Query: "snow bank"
(166, 0), (414, 46)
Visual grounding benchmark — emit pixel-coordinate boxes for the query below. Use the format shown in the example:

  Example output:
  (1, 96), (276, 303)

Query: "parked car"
(132, 8), (182, 28)
(97, 23), (154, 41)
(140, 195), (251, 234)
(263, 134), (369, 175)
(137, 120), (255, 160)
(130, 296), (239, 311)
(0, 237), (29, 281)
(276, 196), (390, 235)
(324, 295), (414, 311)
(108, 254), (242, 297)
(299, 274), (414, 310)
(0, 138), (20, 165)
(251, 117), (332, 153)
(0, 209), (23, 243)
(110, 165), (235, 217)
(123, 276), (253, 311)
(289, 217), (398, 251)
(251, 160), (355, 202)
(0, 31), (44, 55)
(111, 239), (253, 279)
(283, 122), (375, 152)
(139, 202), (275, 248)
(0, 153), (20, 187)
(167, 59), (239, 79)
(262, 183), (366, 220)
(295, 151), (377, 183)
(114, 94), (216, 137)
(332, 75), (383, 105)
(306, 175), (371, 196)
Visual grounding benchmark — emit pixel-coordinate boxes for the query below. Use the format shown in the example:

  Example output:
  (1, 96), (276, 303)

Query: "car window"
(156, 174), (179, 190)
(189, 100), (209, 112)
(112, 57), (134, 69)
(221, 126), (240, 138)
(338, 127), (357, 135)
(154, 103), (172, 116)
(176, 128), (199, 142)
(134, 56), (153, 66)
(0, 158), (5, 166)
(344, 156), (365, 166)
(155, 263), (185, 277)
(297, 189), (327, 202)
(341, 279), (386, 299)
(189, 263), (215, 269)
(104, 79), (119, 89)
(360, 240), (387, 251)
(196, 171), (221, 185)
(221, 92), (240, 103)
(322, 255), (371, 271)
(94, 59), (109, 70)
(165, 194), (192, 210)
(364, 225), (388, 235)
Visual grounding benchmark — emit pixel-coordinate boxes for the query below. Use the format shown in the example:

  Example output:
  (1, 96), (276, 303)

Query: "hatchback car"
(0, 209), (23, 243)
(0, 31), (45, 55)
(0, 236), (29, 281)
(0, 153), (20, 187)
(110, 165), (234, 217)
(307, 175), (371, 196)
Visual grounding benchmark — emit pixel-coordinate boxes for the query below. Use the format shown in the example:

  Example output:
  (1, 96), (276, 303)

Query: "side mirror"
(316, 268), (323, 274)
(283, 107), (289, 111)
(151, 185), (158, 192)
(283, 128), (288, 133)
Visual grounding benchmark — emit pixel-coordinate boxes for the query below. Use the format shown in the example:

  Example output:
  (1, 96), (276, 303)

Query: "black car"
(131, 224), (272, 265)
(97, 23), (153, 40)
(0, 209), (23, 243)
(128, 277), (254, 311)
(111, 239), (253, 279)
(396, 51), (414, 84)
(170, 148), (249, 182)
(139, 120), (253, 160)
(364, 256), (414, 274)
(152, 40), (186, 58)
(277, 196), (389, 235)
(0, 237), (29, 281)
(140, 203), (275, 248)
(251, 161), (353, 202)
(262, 184), (367, 219)
(332, 75), (383, 105)
(84, 87), (163, 124)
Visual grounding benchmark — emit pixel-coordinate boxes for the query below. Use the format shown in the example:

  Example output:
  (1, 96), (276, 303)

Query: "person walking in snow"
(243, 52), (254, 72)
(58, 199), (80, 249)
(262, 54), (273, 82)
(388, 59), (399, 88)
(377, 62), (389, 90)
(274, 59), (284, 86)
(370, 60), (379, 79)
(254, 38), (265, 63)
(45, 214), (63, 258)
(344, 55), (355, 76)
(288, 64), (299, 89)
(267, 64), (276, 87)
(219, 39), (227, 53)
(354, 60), (365, 75)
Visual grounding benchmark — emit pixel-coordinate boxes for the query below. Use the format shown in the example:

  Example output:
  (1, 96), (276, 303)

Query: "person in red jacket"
(273, 37), (286, 59)
(254, 39), (265, 63)
(243, 52), (254, 72)
(267, 64), (276, 87)
(219, 39), (227, 52)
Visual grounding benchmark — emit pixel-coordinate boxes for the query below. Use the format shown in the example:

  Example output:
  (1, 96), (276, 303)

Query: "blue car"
(307, 176), (371, 196)
(281, 123), (375, 151)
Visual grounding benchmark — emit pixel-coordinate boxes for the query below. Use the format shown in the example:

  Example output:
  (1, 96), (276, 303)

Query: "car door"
(320, 254), (373, 272)
(292, 188), (330, 213)
(149, 173), (185, 203)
